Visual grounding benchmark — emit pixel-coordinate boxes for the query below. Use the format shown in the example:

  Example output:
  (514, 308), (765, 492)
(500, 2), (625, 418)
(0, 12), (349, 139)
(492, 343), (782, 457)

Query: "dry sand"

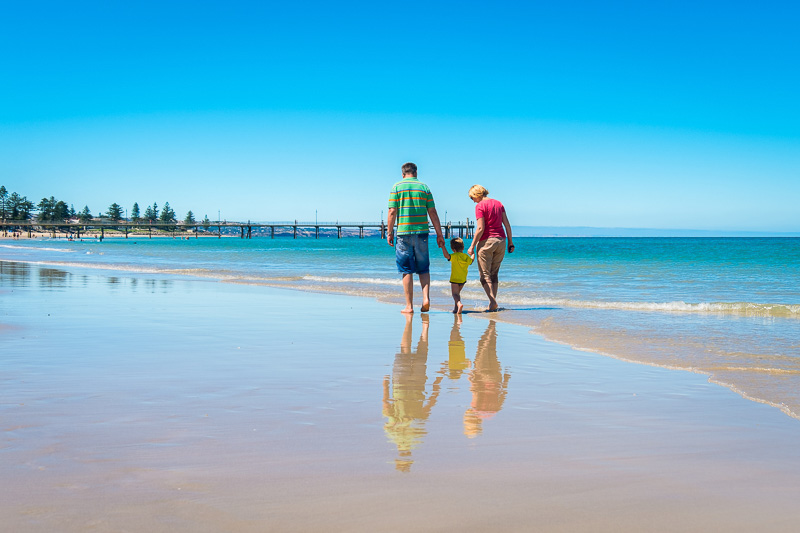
(2, 264), (800, 532)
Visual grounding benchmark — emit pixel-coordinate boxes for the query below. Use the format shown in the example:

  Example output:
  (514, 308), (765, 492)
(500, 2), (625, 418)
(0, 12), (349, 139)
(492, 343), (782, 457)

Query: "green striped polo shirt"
(388, 177), (435, 235)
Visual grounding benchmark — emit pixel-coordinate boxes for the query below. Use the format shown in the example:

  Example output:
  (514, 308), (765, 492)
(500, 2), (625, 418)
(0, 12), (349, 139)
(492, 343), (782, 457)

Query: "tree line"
(0, 185), (213, 227)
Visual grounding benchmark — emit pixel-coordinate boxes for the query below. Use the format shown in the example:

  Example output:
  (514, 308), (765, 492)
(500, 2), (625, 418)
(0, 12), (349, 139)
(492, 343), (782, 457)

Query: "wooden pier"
(0, 220), (474, 240)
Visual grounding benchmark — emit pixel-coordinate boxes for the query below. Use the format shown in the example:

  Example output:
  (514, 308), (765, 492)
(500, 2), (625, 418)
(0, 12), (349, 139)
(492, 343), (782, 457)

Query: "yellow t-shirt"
(448, 252), (473, 284)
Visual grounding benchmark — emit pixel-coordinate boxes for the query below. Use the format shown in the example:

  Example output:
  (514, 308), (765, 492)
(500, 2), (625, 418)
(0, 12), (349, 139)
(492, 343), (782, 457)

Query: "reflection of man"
(464, 320), (510, 438)
(382, 314), (442, 472)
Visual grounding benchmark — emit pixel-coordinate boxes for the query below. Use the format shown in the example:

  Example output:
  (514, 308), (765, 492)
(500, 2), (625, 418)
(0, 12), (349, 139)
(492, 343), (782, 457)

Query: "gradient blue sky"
(1, 0), (798, 231)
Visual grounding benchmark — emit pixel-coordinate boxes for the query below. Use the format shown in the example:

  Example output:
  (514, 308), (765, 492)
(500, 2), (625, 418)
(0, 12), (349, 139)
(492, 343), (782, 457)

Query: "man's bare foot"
(421, 301), (430, 312)
(456, 302), (464, 314)
(401, 306), (414, 314)
(487, 302), (499, 312)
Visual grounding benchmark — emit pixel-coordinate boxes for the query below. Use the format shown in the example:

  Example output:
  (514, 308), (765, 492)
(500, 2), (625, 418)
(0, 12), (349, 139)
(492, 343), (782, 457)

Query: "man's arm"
(387, 207), (397, 246)
(501, 211), (514, 253)
(427, 207), (445, 249)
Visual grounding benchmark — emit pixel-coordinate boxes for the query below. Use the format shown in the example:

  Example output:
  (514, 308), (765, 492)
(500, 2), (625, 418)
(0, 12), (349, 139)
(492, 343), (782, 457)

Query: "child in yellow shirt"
(441, 237), (474, 314)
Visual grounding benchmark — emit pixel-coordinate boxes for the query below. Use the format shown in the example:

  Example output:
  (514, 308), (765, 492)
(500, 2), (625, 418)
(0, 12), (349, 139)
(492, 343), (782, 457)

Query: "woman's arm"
(502, 211), (514, 253)
(467, 217), (485, 256)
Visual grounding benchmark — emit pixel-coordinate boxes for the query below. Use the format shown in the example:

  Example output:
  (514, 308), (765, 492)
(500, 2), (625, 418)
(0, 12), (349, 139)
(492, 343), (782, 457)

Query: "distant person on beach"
(387, 162), (445, 313)
(441, 237), (474, 314)
(466, 185), (514, 312)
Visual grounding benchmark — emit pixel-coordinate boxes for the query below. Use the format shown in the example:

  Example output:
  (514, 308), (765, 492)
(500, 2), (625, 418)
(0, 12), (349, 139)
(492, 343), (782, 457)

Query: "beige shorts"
(476, 238), (506, 283)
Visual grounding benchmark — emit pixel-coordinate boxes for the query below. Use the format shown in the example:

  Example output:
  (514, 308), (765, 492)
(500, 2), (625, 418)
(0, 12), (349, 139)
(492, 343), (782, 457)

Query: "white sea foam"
(479, 293), (799, 317)
(302, 275), (400, 285)
(301, 275), (800, 318)
(0, 244), (75, 253)
(23, 260), (168, 275)
(301, 275), (483, 288)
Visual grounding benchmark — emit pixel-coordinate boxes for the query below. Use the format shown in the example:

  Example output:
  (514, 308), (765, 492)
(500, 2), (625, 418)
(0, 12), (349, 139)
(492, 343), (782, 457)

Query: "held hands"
(387, 232), (394, 247)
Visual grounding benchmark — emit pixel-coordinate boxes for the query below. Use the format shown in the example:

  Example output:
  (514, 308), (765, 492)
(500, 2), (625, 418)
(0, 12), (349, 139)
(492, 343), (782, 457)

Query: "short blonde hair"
(468, 184), (489, 200)
(450, 237), (464, 252)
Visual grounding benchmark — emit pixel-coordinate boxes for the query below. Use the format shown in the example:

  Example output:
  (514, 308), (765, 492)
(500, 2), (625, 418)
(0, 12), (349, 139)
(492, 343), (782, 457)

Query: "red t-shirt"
(475, 198), (506, 240)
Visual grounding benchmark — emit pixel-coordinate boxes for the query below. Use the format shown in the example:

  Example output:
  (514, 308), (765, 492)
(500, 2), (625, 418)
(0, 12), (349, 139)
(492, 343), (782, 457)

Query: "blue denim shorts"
(396, 233), (430, 275)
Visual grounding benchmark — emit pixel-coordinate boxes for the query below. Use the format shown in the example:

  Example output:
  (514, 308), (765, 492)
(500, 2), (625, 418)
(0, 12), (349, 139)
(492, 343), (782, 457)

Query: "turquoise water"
(3, 236), (798, 313)
(2, 236), (799, 419)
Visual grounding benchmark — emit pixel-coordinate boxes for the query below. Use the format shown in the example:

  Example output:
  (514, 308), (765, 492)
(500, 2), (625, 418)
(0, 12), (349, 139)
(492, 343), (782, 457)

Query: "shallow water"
(2, 236), (799, 420)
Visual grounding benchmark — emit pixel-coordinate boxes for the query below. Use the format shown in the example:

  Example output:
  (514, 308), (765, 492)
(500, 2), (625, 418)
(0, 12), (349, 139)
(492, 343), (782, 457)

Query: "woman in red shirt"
(466, 185), (515, 311)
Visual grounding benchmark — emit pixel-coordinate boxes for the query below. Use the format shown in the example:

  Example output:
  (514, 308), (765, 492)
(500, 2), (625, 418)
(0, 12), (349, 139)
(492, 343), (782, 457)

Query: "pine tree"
(184, 210), (196, 224)
(78, 206), (93, 223)
(0, 185), (7, 220)
(16, 197), (34, 220)
(131, 202), (140, 222)
(37, 197), (55, 221)
(144, 203), (158, 222)
(106, 202), (124, 221)
(202, 215), (211, 229)
(8, 193), (21, 219)
(159, 202), (176, 223)
(54, 200), (69, 221)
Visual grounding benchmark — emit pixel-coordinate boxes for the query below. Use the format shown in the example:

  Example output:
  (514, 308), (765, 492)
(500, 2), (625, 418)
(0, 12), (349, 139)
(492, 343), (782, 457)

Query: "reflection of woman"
(466, 185), (514, 311)
(464, 321), (510, 438)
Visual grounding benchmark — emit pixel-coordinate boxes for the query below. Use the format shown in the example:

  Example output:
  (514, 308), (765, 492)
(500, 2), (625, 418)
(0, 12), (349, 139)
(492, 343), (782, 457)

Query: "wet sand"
(2, 263), (800, 532)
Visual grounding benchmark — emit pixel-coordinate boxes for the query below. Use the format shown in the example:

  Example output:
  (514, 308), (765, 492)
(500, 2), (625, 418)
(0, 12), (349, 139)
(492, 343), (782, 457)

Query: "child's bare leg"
(451, 283), (463, 313)
(419, 272), (431, 312)
(401, 274), (414, 313)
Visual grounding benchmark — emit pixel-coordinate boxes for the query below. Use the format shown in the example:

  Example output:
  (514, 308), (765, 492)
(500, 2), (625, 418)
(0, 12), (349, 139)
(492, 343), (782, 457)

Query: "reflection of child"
(446, 314), (470, 379)
(441, 238), (474, 314)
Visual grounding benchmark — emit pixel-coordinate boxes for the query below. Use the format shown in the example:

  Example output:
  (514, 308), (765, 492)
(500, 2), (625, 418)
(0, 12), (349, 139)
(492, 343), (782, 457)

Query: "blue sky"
(1, 0), (798, 231)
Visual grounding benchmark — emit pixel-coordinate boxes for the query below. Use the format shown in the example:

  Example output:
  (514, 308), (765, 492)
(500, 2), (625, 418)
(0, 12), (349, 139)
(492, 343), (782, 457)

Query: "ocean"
(2, 235), (799, 420)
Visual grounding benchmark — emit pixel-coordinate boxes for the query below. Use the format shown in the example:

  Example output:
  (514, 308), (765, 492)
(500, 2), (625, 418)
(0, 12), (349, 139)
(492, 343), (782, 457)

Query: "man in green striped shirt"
(387, 162), (445, 313)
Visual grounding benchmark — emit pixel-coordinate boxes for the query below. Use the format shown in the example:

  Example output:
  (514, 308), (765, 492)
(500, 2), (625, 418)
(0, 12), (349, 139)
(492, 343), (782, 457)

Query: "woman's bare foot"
(401, 306), (414, 314)
(421, 301), (430, 312)
(456, 302), (464, 314)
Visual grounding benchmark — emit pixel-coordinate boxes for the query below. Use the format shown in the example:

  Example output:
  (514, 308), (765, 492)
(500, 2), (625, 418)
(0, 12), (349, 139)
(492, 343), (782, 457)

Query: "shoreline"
(3, 245), (798, 424)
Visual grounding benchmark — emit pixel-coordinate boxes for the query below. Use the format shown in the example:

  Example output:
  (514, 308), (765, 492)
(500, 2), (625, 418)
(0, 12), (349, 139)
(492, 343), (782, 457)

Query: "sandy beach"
(2, 262), (800, 532)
